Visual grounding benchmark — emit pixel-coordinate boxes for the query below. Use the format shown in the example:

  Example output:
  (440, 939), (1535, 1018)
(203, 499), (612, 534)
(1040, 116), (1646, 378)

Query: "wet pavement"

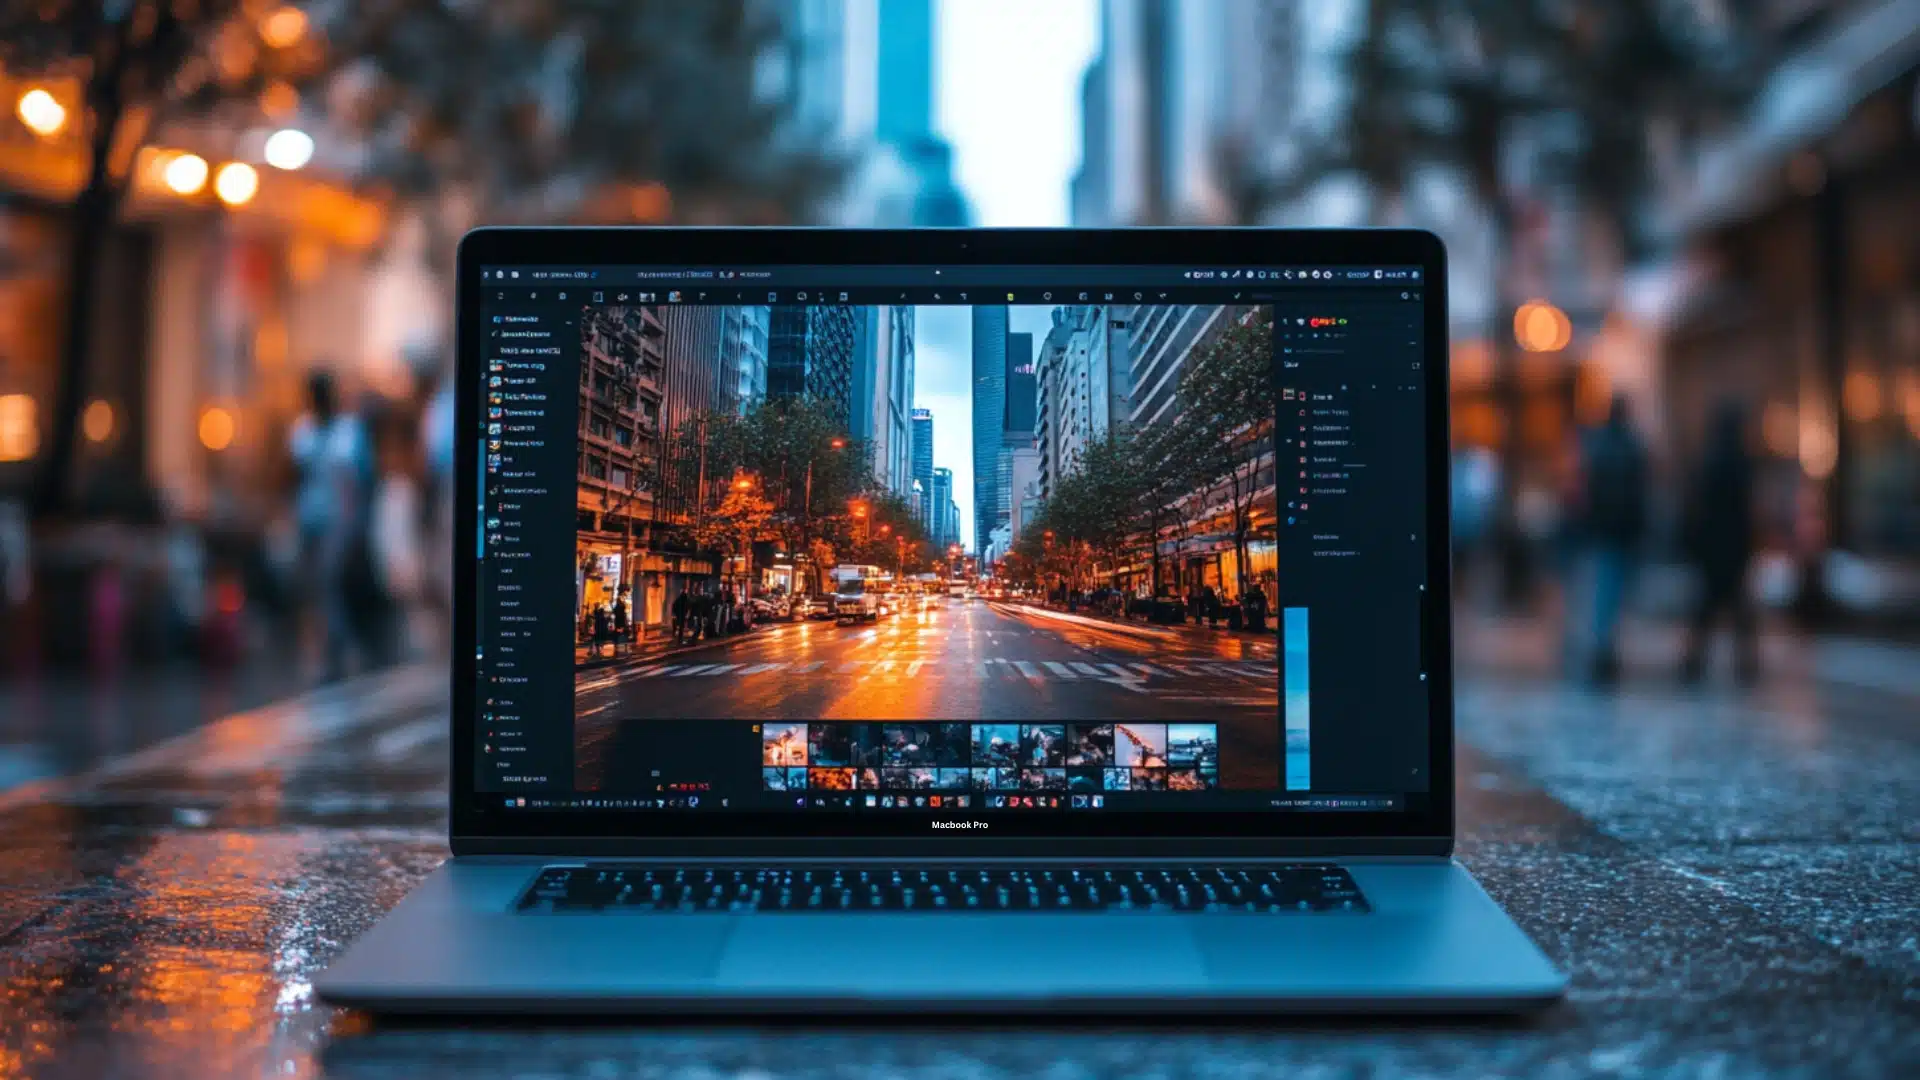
(1, 619), (1917, 1078)
(574, 601), (1279, 790)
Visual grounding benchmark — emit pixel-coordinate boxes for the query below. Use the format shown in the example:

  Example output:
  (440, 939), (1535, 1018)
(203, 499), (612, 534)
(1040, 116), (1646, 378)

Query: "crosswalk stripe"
(906, 660), (925, 676)
(1099, 664), (1137, 678)
(1013, 660), (1041, 679)
(1043, 662), (1077, 679)
(737, 663), (785, 675)
(793, 661), (825, 673)
(1069, 662), (1103, 677)
(626, 665), (668, 678)
(838, 662), (866, 673)
(700, 664), (741, 676)
(1227, 664), (1274, 677)
(872, 660), (895, 673)
(673, 664), (716, 676)
(1131, 664), (1170, 678)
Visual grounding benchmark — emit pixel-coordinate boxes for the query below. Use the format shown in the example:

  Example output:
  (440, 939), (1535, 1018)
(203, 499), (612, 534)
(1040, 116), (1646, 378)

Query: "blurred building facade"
(1657, 0), (1920, 594)
(765, 0), (971, 227)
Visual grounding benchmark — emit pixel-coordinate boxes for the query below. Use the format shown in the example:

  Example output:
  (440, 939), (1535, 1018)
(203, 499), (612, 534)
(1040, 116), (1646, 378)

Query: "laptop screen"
(473, 261), (1433, 826)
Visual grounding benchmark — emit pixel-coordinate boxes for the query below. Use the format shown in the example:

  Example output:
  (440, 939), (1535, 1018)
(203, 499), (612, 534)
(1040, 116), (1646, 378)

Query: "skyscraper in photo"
(723, 306), (771, 415)
(848, 304), (914, 494)
(970, 306), (1008, 552)
(659, 306), (734, 438)
(767, 305), (858, 426)
(911, 407), (934, 528)
(930, 466), (956, 552)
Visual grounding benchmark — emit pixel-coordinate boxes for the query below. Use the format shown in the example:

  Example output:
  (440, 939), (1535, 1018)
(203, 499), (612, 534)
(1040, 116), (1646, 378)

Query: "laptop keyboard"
(515, 864), (1370, 914)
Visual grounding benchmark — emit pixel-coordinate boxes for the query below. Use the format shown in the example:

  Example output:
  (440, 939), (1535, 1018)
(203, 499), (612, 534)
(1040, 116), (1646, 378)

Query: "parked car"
(789, 593), (832, 620)
(748, 596), (788, 622)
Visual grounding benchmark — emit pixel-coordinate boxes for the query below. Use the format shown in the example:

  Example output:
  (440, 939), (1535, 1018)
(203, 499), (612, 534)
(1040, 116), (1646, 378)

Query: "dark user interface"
(475, 264), (1430, 819)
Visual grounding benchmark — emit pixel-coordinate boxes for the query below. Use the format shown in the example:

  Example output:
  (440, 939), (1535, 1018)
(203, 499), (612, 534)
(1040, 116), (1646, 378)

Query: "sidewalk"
(1458, 609), (1920, 699)
(573, 622), (767, 670)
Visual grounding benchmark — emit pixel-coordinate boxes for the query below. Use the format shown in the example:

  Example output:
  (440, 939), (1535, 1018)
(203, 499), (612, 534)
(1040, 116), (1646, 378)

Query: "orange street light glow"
(82, 400), (114, 443)
(16, 88), (66, 136)
(260, 6), (309, 48)
(162, 153), (209, 195)
(214, 162), (259, 206)
(198, 407), (236, 451)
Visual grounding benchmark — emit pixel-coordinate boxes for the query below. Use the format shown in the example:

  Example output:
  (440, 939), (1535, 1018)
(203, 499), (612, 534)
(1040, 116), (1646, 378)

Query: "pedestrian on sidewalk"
(590, 602), (613, 659)
(612, 585), (631, 656)
(1242, 579), (1269, 632)
(1680, 400), (1758, 684)
(671, 588), (691, 644)
(1571, 394), (1649, 685)
(1201, 584), (1221, 628)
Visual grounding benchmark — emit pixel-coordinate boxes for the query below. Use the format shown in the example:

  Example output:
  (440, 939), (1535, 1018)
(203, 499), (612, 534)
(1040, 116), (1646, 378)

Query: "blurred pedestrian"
(671, 587), (691, 643)
(370, 405), (428, 661)
(1573, 395), (1649, 684)
(419, 356), (456, 640)
(590, 603), (613, 658)
(1201, 583), (1220, 628)
(1451, 447), (1501, 602)
(612, 584), (631, 653)
(289, 371), (374, 681)
(1680, 401), (1759, 684)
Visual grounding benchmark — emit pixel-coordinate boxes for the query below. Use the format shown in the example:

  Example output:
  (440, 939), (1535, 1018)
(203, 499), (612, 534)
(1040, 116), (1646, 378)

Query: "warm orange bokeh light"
(1514, 301), (1572, 353)
(16, 88), (66, 136)
(162, 152), (210, 195)
(260, 6), (309, 48)
(82, 399), (115, 444)
(0, 394), (37, 462)
(199, 407), (237, 451)
(214, 162), (260, 206)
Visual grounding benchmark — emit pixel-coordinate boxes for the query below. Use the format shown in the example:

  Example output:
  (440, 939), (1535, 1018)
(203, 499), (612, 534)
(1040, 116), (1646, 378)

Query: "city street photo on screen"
(569, 302), (1282, 795)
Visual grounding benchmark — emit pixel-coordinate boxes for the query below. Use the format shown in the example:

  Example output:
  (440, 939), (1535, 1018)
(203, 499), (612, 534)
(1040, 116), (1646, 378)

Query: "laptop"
(314, 227), (1566, 1013)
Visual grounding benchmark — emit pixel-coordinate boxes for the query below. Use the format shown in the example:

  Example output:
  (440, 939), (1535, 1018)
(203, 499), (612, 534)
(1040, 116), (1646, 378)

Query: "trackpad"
(717, 916), (1206, 997)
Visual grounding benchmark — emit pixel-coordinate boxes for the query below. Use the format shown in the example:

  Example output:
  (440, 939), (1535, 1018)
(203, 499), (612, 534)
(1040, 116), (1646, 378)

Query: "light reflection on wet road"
(574, 601), (1279, 789)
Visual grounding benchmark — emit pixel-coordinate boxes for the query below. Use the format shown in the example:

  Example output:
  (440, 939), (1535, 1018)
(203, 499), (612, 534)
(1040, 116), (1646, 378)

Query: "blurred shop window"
(0, 211), (63, 481)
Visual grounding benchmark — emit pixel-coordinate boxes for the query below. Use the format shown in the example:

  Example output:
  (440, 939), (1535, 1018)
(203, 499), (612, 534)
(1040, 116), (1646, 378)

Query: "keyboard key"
(515, 864), (1369, 914)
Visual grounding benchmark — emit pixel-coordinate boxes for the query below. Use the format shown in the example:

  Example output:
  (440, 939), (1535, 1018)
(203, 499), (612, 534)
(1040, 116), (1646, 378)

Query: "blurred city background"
(2, 0), (1920, 791)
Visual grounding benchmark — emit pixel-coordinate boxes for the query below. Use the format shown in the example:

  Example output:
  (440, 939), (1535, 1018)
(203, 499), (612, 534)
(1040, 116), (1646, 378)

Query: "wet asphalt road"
(575, 599), (1279, 788)
(0, 617), (1916, 1077)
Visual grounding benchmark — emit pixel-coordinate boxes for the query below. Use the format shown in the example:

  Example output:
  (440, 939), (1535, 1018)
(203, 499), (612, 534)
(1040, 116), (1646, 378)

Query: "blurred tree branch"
(313, 0), (844, 265)
(1232, 0), (1769, 261)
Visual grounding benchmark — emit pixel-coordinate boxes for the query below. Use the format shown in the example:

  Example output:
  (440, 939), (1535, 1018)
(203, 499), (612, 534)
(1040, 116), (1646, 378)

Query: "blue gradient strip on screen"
(1284, 607), (1310, 790)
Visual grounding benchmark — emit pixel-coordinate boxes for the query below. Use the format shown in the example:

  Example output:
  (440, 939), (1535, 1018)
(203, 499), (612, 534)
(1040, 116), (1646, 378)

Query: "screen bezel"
(451, 227), (1453, 857)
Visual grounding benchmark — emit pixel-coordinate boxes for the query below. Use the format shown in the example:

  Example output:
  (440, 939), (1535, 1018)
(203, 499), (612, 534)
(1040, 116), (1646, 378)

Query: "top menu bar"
(479, 265), (1424, 287)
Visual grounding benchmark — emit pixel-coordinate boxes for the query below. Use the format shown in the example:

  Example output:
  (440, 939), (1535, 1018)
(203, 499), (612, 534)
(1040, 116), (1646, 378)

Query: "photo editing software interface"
(475, 262), (1432, 818)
